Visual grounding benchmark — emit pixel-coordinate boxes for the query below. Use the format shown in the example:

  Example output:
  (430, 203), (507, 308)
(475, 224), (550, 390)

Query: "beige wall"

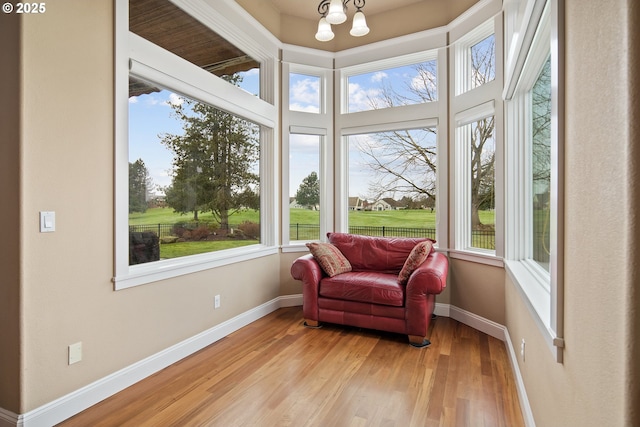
(0, 12), (22, 414)
(449, 259), (505, 324)
(9, 0), (284, 412)
(504, 0), (639, 426)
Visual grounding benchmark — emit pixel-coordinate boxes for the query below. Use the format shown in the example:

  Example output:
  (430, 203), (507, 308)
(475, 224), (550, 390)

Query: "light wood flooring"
(57, 307), (524, 427)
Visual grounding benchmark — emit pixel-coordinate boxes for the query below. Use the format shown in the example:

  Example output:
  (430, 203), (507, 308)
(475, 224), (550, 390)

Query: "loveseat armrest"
(406, 251), (449, 295)
(291, 254), (324, 323)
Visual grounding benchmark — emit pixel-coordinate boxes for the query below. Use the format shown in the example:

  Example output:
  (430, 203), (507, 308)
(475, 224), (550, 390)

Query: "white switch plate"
(39, 211), (56, 232)
(69, 342), (82, 365)
(214, 294), (221, 309)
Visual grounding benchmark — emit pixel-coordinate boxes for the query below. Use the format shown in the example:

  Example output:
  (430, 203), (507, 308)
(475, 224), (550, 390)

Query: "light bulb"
(350, 11), (369, 37)
(315, 17), (334, 42)
(326, 0), (346, 25)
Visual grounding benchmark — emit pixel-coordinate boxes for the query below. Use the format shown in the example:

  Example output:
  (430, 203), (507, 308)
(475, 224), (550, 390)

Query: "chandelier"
(315, 0), (369, 42)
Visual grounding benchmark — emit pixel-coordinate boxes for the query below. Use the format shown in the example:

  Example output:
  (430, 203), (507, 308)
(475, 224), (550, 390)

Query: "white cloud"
(348, 82), (383, 112)
(289, 77), (320, 113)
(167, 92), (184, 107)
(129, 96), (138, 104)
(371, 71), (388, 83)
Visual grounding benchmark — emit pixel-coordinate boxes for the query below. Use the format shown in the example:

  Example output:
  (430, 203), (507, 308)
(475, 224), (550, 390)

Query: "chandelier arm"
(353, 0), (365, 11)
(318, 0), (330, 16)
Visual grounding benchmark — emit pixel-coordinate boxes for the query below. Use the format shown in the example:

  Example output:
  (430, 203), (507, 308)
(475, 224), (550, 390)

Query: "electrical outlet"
(520, 339), (526, 361)
(214, 294), (221, 309)
(69, 342), (82, 365)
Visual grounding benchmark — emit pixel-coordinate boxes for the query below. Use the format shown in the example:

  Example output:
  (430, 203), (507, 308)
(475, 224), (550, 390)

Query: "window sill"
(114, 245), (278, 290)
(448, 249), (504, 267)
(504, 259), (564, 362)
(281, 243), (313, 253)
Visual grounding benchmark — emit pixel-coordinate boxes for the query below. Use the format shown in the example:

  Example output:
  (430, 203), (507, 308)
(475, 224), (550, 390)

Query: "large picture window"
(128, 81), (261, 265)
(115, 0), (278, 288)
(347, 128), (437, 239)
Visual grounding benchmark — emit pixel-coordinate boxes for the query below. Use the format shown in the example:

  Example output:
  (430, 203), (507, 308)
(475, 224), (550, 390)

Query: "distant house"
(348, 197), (366, 211)
(370, 198), (406, 211)
(289, 197), (303, 209)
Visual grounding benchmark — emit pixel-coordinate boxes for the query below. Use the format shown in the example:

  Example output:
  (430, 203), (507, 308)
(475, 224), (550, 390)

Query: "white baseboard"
(13, 295), (299, 427)
(0, 408), (20, 427)
(503, 328), (536, 427)
(4, 296), (532, 427)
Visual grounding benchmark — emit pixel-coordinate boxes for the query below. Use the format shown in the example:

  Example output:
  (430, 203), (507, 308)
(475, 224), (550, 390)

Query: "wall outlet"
(69, 342), (82, 365)
(520, 338), (526, 361)
(214, 294), (221, 309)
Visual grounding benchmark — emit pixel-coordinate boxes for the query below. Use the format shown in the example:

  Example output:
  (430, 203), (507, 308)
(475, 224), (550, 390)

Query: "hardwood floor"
(57, 307), (524, 427)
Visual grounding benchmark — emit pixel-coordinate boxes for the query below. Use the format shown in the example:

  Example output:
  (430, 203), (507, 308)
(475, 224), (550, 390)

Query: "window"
(531, 57), (552, 271)
(129, 0), (262, 100)
(282, 60), (333, 247)
(345, 54), (438, 113)
(452, 15), (502, 261)
(128, 82), (261, 265)
(289, 134), (321, 241)
(115, 0), (278, 289)
(455, 19), (496, 95)
(347, 128), (437, 239)
(289, 73), (321, 113)
(455, 113), (496, 252)
(503, 0), (564, 361)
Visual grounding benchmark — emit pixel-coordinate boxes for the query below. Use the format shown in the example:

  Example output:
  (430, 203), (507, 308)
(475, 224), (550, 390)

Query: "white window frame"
(336, 43), (448, 246)
(454, 101), (496, 255)
(503, 0), (565, 362)
(450, 14), (504, 266)
(114, 0), (280, 290)
(281, 54), (334, 249)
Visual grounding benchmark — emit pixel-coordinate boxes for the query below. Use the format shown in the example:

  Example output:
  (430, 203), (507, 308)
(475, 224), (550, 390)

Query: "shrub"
(237, 221), (260, 239)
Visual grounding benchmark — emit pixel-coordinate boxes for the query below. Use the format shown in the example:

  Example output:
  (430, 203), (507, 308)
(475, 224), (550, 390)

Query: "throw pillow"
(306, 242), (352, 277)
(398, 240), (433, 285)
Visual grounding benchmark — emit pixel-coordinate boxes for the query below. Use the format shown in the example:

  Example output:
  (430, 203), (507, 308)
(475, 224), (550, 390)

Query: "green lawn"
(130, 207), (496, 260)
(130, 207), (495, 229)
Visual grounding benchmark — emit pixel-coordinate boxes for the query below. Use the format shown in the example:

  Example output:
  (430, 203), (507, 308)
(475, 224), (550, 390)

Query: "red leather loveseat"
(291, 232), (448, 347)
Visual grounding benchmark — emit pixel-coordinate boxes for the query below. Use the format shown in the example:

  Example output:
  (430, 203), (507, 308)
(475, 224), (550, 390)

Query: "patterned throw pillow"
(306, 242), (352, 277)
(398, 240), (433, 284)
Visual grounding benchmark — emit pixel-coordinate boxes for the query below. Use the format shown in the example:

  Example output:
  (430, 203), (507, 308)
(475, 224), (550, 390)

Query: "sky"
(129, 62), (437, 200)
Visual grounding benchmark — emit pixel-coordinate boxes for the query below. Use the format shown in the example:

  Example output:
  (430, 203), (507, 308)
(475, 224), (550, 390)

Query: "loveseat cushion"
(328, 232), (434, 273)
(398, 240), (434, 284)
(306, 242), (352, 277)
(319, 271), (405, 307)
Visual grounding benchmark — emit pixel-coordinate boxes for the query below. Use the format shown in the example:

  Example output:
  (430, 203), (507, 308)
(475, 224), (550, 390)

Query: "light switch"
(39, 211), (56, 232)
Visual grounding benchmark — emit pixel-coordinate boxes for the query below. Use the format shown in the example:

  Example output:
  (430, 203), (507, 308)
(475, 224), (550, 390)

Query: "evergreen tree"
(161, 77), (260, 227)
(129, 158), (150, 213)
(295, 171), (320, 210)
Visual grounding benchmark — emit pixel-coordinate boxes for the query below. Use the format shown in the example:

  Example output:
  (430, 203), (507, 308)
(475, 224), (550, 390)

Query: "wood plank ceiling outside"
(129, 0), (259, 97)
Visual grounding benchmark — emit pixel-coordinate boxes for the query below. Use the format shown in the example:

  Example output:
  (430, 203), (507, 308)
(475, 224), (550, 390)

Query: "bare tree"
(358, 37), (496, 229)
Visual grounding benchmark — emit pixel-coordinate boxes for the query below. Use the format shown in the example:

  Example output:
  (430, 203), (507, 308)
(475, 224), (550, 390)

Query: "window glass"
(289, 73), (321, 113)
(129, 0), (261, 98)
(465, 117), (496, 250)
(531, 56), (552, 271)
(128, 76), (260, 265)
(347, 60), (437, 113)
(347, 129), (437, 239)
(289, 134), (321, 241)
(470, 34), (496, 90)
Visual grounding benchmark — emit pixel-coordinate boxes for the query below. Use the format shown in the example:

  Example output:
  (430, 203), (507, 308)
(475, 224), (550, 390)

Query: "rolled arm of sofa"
(291, 254), (324, 322)
(406, 251), (449, 296)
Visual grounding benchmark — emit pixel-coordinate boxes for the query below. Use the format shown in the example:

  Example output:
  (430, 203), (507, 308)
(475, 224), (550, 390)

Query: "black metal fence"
(130, 222), (497, 250)
(290, 223), (497, 250)
(129, 222), (246, 239)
